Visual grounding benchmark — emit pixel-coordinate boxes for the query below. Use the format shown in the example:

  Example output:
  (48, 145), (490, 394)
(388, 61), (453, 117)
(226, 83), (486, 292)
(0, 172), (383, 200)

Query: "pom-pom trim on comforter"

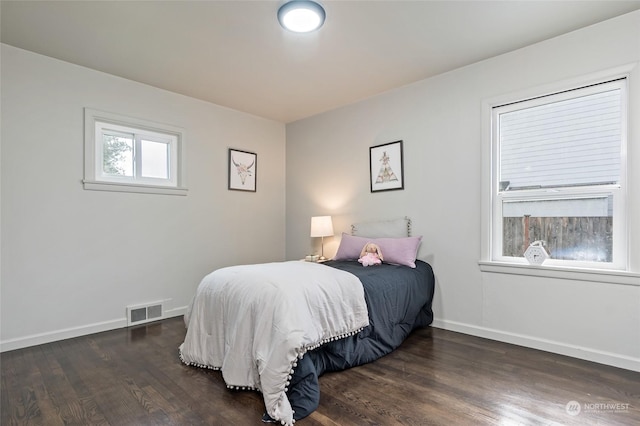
(179, 261), (369, 426)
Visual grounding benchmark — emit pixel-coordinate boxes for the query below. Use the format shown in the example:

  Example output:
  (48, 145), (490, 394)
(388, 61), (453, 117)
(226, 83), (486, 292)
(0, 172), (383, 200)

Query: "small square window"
(84, 108), (187, 196)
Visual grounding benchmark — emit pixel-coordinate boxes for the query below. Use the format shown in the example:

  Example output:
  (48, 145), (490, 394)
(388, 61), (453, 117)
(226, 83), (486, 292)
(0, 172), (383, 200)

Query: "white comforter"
(179, 261), (369, 425)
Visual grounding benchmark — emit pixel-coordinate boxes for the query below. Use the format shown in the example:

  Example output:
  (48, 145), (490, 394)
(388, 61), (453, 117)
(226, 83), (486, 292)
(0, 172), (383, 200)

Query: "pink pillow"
(333, 233), (422, 268)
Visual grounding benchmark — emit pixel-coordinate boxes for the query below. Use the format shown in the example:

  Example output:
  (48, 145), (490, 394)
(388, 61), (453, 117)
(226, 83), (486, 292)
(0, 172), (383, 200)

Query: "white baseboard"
(431, 318), (640, 372)
(164, 306), (188, 319)
(0, 306), (188, 353)
(6, 311), (636, 373)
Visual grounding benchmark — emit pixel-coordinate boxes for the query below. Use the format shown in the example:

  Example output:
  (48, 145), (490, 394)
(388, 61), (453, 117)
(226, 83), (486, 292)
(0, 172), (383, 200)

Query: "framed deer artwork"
(228, 148), (257, 192)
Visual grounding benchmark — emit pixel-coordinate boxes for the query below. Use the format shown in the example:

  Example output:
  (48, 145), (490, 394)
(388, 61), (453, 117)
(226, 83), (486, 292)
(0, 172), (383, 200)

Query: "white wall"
(285, 11), (640, 371)
(0, 44), (286, 351)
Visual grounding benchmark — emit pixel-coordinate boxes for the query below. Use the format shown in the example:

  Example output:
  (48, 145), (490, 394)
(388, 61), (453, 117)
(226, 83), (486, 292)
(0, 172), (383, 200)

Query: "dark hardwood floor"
(2, 317), (638, 425)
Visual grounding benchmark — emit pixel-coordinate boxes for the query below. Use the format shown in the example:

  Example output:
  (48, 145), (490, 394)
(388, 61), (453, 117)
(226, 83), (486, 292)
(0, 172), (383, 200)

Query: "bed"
(179, 218), (435, 425)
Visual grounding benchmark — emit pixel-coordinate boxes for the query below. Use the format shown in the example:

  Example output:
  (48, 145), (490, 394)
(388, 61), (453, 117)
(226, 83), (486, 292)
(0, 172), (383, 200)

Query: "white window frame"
(480, 67), (636, 281)
(84, 108), (187, 195)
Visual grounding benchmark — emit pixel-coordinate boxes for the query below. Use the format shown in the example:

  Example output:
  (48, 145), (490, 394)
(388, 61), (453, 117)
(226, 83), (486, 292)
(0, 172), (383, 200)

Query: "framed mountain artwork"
(370, 140), (404, 193)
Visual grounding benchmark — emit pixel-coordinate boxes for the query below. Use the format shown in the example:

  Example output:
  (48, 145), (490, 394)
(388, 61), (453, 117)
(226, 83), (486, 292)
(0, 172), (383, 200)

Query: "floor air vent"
(127, 301), (164, 326)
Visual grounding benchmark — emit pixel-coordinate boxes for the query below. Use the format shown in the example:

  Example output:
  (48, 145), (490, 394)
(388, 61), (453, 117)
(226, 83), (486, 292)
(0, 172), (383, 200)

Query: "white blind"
(498, 84), (622, 190)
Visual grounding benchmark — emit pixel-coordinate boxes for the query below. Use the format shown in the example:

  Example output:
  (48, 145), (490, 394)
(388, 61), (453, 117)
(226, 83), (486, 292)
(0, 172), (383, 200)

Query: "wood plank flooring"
(2, 317), (638, 425)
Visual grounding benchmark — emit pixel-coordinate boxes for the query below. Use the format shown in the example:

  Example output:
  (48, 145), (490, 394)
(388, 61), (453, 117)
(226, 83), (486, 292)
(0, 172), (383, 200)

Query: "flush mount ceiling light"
(278, 0), (326, 33)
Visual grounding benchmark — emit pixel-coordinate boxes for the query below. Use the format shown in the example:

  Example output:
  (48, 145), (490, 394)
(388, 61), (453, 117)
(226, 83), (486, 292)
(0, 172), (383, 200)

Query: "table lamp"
(310, 216), (334, 260)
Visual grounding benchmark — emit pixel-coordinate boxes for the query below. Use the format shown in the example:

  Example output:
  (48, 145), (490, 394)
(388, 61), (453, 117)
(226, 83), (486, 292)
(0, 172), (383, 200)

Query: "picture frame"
(228, 148), (257, 192)
(369, 140), (404, 192)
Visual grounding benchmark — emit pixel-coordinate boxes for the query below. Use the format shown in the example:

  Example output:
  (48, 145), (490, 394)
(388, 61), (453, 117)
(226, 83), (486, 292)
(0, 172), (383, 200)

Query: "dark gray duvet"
(282, 259), (435, 421)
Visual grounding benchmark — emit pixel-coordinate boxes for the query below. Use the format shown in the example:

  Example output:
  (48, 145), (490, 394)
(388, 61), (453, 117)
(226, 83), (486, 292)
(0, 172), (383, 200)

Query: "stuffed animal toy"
(358, 242), (383, 267)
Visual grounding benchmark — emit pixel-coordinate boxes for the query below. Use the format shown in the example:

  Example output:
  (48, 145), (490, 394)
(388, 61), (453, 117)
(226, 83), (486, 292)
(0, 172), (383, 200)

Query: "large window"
(84, 109), (187, 195)
(490, 78), (627, 270)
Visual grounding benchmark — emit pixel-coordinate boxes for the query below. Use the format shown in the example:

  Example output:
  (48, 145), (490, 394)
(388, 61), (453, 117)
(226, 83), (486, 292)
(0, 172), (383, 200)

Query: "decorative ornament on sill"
(524, 240), (549, 265)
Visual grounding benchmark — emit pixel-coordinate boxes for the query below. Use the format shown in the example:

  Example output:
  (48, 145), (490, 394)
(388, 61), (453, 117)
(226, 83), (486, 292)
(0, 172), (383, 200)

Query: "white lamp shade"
(310, 216), (334, 237)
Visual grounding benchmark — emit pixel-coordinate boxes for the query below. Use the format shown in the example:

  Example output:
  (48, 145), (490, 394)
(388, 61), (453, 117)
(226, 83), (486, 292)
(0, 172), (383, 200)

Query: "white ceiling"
(2, 1), (639, 123)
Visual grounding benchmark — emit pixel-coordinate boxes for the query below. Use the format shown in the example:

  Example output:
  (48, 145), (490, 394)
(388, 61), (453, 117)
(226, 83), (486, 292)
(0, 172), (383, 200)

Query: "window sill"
(478, 261), (640, 286)
(83, 180), (188, 196)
